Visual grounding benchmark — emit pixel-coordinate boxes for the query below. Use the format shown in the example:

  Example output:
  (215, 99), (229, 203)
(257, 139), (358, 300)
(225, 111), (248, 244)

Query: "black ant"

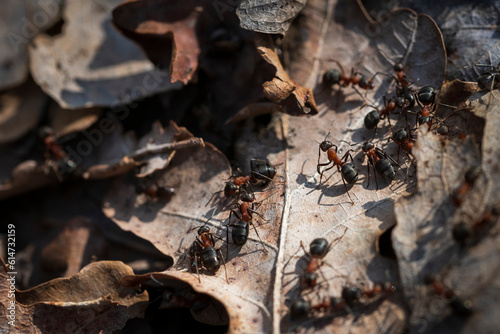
(363, 97), (398, 130)
(228, 190), (269, 253)
(390, 127), (416, 161)
(187, 226), (228, 283)
(361, 142), (399, 189)
(452, 207), (499, 246)
(424, 274), (473, 316)
(415, 86), (437, 127)
(317, 134), (358, 203)
(451, 166), (481, 207)
(341, 282), (396, 307)
(38, 126), (76, 173)
(299, 231), (347, 290)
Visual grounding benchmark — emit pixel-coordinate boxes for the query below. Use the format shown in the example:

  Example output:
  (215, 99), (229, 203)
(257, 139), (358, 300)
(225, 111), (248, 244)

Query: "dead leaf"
(256, 33), (318, 116)
(0, 79), (46, 144)
(112, 0), (213, 85)
(237, 0), (307, 35)
(0, 0), (62, 90)
(49, 104), (102, 139)
(0, 260), (148, 333)
(29, 0), (180, 109)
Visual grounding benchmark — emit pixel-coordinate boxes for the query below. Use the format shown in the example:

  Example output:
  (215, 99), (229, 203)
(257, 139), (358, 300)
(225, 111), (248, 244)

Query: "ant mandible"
(361, 142), (399, 189)
(299, 230), (347, 290)
(316, 133), (358, 203)
(188, 226), (229, 283)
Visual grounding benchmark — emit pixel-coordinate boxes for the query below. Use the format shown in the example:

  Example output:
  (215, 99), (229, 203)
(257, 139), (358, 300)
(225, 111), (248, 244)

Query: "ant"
(136, 183), (175, 200)
(317, 133), (358, 203)
(207, 159), (276, 206)
(452, 207), (499, 246)
(228, 190), (269, 253)
(363, 97), (398, 130)
(321, 60), (375, 102)
(415, 86), (438, 127)
(187, 226), (228, 283)
(361, 142), (399, 189)
(390, 127), (416, 161)
(289, 282), (396, 320)
(451, 166), (481, 207)
(424, 274), (473, 316)
(299, 231), (347, 290)
(38, 126), (76, 173)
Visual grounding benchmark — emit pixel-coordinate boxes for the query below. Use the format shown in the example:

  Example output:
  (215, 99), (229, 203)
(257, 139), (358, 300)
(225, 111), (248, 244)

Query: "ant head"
(319, 141), (333, 152)
(362, 141), (374, 152)
(417, 86), (436, 105)
(359, 76), (375, 90)
(224, 181), (238, 196)
(342, 287), (362, 305)
(310, 238), (329, 257)
(393, 128), (407, 143)
(395, 96), (408, 109)
(240, 191), (255, 203)
(38, 126), (54, 139)
(197, 226), (210, 235)
(394, 63), (404, 72)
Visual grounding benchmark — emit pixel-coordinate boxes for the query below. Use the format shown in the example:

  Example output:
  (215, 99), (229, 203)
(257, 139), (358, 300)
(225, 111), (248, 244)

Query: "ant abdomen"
(364, 109), (381, 129)
(290, 300), (311, 320)
(201, 246), (221, 272)
(323, 69), (342, 86)
(341, 163), (358, 184)
(477, 71), (500, 90)
(231, 220), (249, 245)
(375, 159), (396, 181)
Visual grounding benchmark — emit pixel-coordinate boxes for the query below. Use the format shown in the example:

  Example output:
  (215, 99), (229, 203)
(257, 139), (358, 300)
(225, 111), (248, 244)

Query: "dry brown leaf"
(29, 0), (179, 109)
(0, 79), (45, 144)
(100, 1), (453, 333)
(237, 0), (307, 35)
(256, 33), (318, 116)
(0, 0), (62, 91)
(1, 260), (148, 333)
(112, 0), (214, 85)
(49, 105), (102, 139)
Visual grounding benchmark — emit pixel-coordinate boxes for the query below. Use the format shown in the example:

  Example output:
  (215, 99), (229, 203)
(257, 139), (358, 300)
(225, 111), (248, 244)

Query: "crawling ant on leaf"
(452, 207), (499, 246)
(38, 126), (76, 174)
(424, 274), (473, 316)
(451, 166), (481, 207)
(299, 230), (347, 290)
(227, 190), (271, 254)
(187, 226), (228, 283)
(361, 142), (399, 189)
(363, 97), (398, 131)
(316, 132), (358, 203)
(390, 126), (416, 162)
(290, 282), (396, 320)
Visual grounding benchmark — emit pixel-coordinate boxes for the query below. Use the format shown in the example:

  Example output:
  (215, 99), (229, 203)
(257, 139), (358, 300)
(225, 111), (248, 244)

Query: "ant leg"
(249, 222), (268, 253)
(217, 248), (230, 284)
(366, 158), (371, 189)
(340, 173), (355, 204)
(192, 258), (201, 283)
(318, 164), (335, 186)
(205, 190), (223, 207)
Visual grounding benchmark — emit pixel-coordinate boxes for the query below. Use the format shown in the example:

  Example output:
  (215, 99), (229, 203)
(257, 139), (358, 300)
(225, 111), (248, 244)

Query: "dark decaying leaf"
(237, 0), (307, 35)
(29, 0), (179, 109)
(256, 33), (318, 116)
(0, 0), (62, 91)
(0, 260), (149, 333)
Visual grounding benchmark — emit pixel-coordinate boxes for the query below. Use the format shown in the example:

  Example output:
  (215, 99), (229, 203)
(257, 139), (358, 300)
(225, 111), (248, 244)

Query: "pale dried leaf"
(29, 0), (180, 109)
(0, 0), (62, 90)
(237, 0), (307, 35)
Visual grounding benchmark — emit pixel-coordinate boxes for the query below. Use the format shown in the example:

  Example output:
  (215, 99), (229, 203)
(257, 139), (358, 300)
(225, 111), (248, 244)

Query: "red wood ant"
(228, 190), (269, 253)
(289, 282), (396, 320)
(317, 133), (358, 203)
(38, 126), (76, 173)
(322, 60), (375, 91)
(363, 97), (398, 130)
(451, 166), (481, 207)
(187, 226), (228, 283)
(361, 142), (399, 189)
(390, 127), (416, 161)
(299, 230), (347, 290)
(136, 183), (175, 200)
(424, 274), (473, 316)
(452, 207), (499, 245)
